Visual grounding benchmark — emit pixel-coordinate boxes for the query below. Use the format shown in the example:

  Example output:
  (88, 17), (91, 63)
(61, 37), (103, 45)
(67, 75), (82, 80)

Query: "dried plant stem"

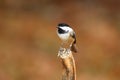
(58, 48), (76, 80)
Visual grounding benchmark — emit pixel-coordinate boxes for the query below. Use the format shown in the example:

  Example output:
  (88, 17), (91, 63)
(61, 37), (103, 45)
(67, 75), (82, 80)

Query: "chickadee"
(56, 23), (77, 53)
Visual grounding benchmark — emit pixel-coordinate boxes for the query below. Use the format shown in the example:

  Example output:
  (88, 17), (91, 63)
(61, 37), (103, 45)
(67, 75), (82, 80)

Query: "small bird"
(56, 23), (77, 53)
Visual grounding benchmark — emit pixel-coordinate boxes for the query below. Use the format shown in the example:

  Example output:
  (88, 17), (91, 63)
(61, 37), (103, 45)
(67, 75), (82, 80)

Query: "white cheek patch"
(57, 33), (70, 41)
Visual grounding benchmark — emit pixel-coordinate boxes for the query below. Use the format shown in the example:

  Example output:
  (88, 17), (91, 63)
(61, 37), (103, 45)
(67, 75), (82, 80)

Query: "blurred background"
(0, 0), (120, 80)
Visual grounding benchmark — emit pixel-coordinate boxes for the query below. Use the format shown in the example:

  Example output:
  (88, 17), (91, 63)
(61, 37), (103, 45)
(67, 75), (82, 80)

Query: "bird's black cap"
(58, 23), (70, 27)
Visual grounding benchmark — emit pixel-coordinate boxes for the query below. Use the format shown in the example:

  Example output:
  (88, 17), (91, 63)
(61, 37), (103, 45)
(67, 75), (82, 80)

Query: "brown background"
(0, 0), (120, 80)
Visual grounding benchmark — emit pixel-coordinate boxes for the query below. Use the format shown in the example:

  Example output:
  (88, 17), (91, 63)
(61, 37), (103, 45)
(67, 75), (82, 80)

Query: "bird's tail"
(71, 43), (77, 53)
